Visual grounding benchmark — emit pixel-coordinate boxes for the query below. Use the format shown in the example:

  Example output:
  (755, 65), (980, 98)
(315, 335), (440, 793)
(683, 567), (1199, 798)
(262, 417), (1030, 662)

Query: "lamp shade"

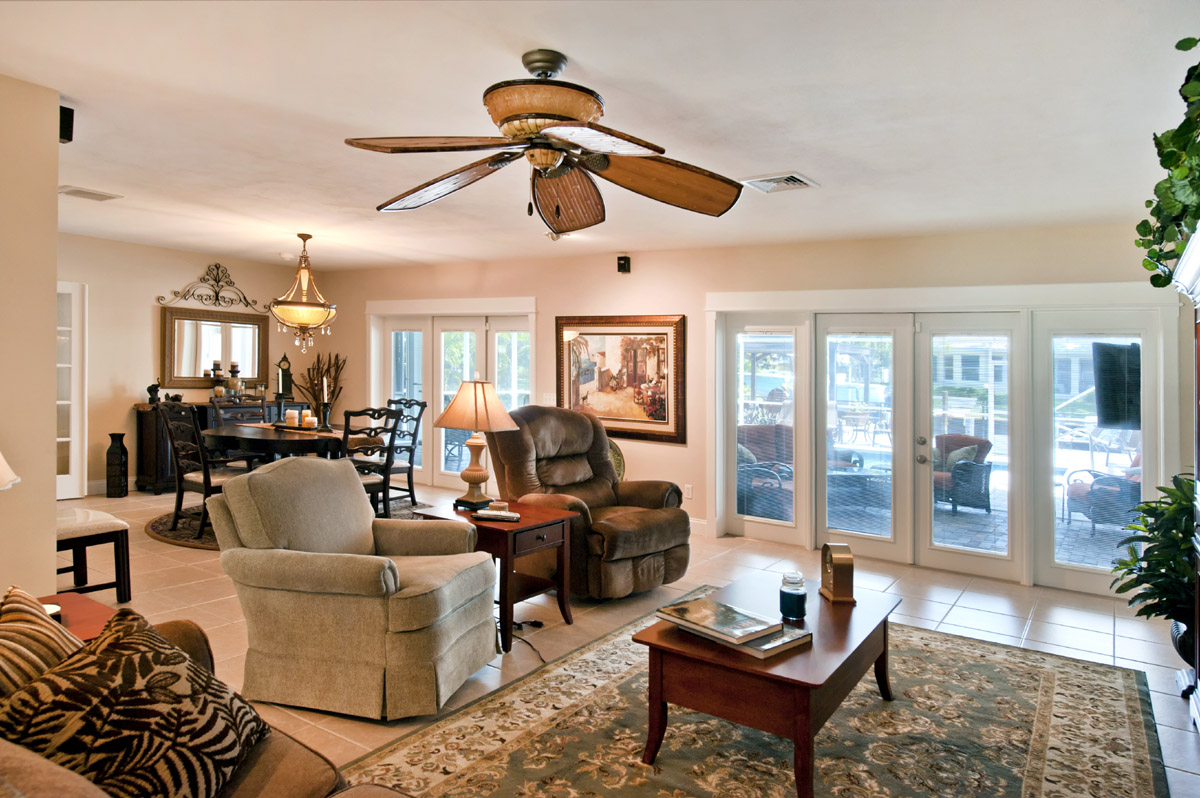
(433, 381), (518, 433)
(0, 449), (20, 491)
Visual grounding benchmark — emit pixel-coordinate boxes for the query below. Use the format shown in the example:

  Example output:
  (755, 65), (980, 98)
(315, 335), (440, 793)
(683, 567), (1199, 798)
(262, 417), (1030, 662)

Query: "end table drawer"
(514, 524), (563, 555)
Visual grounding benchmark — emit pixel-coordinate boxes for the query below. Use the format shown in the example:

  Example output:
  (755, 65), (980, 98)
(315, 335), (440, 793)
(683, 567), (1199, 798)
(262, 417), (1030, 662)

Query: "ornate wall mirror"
(160, 307), (269, 389)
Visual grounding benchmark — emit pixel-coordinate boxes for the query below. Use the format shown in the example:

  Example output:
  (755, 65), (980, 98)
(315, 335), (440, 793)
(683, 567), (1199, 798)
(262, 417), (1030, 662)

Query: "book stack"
(655, 596), (812, 659)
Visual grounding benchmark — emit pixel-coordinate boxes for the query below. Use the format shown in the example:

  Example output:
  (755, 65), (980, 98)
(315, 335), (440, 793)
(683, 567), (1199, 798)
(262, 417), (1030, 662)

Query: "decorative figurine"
(146, 379), (161, 404)
(165, 393), (183, 403)
(819, 542), (856, 605)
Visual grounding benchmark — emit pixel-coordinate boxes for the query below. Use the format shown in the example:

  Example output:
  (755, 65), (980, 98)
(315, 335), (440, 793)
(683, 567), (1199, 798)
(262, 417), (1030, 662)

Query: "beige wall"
(0, 75), (59, 595)
(320, 220), (1196, 527)
(57, 234), (305, 491)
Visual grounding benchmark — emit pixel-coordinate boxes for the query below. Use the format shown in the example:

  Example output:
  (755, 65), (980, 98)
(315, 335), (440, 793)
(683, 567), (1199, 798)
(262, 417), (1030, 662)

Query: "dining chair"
(385, 398), (428, 508)
(341, 407), (404, 517)
(210, 395), (269, 425)
(157, 402), (256, 538)
(210, 395), (270, 466)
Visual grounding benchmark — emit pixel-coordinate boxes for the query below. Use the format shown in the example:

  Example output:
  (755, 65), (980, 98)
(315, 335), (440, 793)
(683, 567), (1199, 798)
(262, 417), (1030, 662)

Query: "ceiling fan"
(345, 49), (743, 234)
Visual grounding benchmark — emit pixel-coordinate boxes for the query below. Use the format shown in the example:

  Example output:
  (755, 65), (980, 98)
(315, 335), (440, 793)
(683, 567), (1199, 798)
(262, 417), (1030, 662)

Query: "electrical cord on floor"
(496, 615), (547, 663)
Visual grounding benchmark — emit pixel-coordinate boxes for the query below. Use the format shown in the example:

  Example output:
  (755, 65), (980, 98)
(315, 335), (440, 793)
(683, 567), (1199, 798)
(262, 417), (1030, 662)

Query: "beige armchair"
(206, 457), (497, 720)
(486, 406), (690, 600)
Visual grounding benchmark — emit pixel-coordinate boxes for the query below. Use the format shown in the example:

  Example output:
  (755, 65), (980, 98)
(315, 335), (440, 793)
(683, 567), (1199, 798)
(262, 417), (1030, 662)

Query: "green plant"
(1136, 37), (1200, 287)
(1110, 473), (1196, 629)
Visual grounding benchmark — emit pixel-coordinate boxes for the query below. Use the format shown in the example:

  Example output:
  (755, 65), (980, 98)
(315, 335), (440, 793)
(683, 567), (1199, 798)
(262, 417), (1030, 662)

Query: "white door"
(433, 316), (531, 491)
(1031, 310), (1158, 593)
(815, 314), (914, 561)
(56, 282), (87, 499)
(913, 312), (1024, 581)
(386, 317), (431, 483)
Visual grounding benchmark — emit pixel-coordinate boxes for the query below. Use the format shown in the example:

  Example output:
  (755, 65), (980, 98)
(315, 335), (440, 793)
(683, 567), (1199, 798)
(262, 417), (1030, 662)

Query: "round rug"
(144, 499), (431, 551)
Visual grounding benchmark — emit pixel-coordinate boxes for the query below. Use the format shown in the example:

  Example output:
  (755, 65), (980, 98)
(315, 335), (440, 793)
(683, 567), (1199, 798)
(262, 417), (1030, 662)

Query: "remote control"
(472, 510), (521, 521)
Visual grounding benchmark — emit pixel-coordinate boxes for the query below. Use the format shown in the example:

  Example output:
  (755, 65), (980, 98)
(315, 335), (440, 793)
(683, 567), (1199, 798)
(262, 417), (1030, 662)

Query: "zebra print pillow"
(0, 585), (84, 698)
(0, 608), (270, 798)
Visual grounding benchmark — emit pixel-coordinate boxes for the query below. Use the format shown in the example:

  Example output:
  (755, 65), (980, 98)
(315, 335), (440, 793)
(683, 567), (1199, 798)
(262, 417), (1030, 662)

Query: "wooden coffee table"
(39, 592), (117, 642)
(417, 502), (577, 652)
(633, 578), (901, 798)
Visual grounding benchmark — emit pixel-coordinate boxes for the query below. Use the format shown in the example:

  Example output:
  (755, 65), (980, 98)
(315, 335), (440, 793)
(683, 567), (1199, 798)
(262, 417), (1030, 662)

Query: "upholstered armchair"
(206, 457), (497, 720)
(933, 433), (994, 515)
(486, 406), (690, 600)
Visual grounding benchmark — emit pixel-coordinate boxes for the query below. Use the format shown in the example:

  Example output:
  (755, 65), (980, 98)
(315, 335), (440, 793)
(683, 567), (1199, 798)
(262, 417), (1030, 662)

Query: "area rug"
(143, 499), (430, 550)
(342, 600), (1169, 798)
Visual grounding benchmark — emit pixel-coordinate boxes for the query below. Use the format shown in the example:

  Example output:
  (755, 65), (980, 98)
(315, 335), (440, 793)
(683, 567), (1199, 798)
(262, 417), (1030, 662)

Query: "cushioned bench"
(55, 508), (131, 603)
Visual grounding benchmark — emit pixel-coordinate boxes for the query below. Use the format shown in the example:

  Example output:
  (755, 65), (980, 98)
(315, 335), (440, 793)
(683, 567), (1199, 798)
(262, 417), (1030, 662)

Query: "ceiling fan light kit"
(346, 49), (743, 234)
(268, 233), (337, 353)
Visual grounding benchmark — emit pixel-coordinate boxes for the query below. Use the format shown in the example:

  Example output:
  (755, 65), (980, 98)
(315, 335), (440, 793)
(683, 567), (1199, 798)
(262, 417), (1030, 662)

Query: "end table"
(418, 502), (577, 652)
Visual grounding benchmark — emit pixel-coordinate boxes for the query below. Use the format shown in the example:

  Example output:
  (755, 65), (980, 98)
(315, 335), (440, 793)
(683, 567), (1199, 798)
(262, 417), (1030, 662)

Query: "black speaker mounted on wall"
(617, 255), (631, 274)
(59, 106), (74, 144)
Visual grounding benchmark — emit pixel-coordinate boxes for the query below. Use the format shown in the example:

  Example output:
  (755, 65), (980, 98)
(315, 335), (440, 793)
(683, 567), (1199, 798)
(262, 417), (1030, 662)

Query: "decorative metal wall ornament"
(156, 263), (268, 312)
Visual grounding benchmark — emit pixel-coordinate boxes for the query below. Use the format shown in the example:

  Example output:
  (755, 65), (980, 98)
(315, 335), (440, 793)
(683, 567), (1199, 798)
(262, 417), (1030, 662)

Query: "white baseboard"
(689, 517), (713, 538)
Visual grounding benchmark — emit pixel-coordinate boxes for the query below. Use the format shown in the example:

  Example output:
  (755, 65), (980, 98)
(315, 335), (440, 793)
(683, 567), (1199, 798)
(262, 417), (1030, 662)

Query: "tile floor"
(51, 487), (1200, 793)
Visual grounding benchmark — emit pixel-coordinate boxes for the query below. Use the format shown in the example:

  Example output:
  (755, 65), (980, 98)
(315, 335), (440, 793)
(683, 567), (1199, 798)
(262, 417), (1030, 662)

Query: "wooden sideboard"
(133, 400), (307, 494)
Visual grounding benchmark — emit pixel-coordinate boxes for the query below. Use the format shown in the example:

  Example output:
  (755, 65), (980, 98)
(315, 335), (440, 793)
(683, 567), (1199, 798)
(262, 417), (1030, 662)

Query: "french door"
(432, 316), (530, 490)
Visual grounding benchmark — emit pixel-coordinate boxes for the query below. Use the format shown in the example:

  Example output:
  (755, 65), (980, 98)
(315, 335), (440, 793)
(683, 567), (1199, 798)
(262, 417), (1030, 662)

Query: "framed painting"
(556, 314), (686, 444)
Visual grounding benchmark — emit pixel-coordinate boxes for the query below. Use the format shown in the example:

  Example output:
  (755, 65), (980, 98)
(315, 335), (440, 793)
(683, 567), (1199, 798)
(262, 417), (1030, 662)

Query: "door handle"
(916, 436), (927, 446)
(916, 454), (929, 464)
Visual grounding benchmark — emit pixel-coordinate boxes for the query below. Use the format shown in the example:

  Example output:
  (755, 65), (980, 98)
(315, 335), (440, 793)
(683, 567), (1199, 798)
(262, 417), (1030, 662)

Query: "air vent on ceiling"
(57, 185), (124, 202)
(740, 172), (819, 194)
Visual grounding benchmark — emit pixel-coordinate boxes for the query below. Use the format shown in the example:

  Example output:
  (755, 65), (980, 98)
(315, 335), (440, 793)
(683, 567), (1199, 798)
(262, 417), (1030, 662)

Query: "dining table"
(201, 423), (344, 459)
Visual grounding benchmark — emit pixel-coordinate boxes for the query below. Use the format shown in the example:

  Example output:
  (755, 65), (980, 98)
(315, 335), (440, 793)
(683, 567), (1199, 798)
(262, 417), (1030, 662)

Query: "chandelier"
(269, 233), (336, 352)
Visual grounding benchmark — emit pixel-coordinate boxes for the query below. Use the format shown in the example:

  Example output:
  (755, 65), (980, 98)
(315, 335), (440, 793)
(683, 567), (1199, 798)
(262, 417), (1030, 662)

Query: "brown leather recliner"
(486, 406), (690, 599)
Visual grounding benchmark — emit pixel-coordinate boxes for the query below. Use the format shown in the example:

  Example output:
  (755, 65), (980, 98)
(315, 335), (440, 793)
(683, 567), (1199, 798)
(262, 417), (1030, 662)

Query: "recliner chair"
(486, 405), (690, 600)
(206, 457), (497, 720)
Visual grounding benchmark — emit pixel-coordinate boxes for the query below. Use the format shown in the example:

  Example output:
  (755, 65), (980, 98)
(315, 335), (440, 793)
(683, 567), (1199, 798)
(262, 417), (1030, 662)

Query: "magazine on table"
(681, 623), (813, 659)
(655, 596), (781, 644)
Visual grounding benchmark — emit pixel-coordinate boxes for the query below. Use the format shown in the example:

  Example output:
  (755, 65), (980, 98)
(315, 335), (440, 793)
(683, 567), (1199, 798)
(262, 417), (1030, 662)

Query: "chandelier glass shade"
(269, 233), (336, 352)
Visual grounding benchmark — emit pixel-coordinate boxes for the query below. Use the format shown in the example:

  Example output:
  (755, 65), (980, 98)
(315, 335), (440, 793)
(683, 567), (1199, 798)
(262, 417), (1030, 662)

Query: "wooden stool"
(55, 508), (131, 603)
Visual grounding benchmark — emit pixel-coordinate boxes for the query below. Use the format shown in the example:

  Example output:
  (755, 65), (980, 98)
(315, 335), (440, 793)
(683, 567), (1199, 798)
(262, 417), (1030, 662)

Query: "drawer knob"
(536, 534), (547, 541)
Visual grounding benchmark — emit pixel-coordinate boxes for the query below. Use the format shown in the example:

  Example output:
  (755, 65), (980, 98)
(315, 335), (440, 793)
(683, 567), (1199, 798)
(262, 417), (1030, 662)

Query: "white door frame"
(913, 311), (1025, 581)
(706, 282), (1182, 592)
(1030, 308), (1171, 593)
(815, 313), (915, 561)
(57, 281), (87, 499)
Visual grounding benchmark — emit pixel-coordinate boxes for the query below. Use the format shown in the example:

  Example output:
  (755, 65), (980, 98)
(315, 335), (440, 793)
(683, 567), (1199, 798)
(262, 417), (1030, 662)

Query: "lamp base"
(453, 496), (494, 511)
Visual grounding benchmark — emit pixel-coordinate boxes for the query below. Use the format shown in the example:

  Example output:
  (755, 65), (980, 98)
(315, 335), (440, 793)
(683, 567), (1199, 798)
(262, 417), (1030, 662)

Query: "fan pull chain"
(555, 204), (561, 219)
(528, 173), (535, 216)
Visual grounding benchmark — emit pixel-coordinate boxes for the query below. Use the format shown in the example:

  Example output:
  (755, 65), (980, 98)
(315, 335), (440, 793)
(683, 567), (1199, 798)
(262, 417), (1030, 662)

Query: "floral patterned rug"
(342, 594), (1169, 798)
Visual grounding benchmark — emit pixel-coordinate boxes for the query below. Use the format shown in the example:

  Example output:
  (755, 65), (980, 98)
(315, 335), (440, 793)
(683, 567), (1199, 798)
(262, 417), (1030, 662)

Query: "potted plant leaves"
(1110, 473), (1197, 667)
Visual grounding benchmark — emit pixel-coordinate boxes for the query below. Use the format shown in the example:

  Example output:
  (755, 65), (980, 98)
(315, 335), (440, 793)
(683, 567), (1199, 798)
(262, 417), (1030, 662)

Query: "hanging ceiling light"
(269, 233), (337, 352)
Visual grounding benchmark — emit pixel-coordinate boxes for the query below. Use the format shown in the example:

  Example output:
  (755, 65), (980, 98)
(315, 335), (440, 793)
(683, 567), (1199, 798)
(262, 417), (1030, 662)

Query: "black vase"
(106, 432), (128, 498)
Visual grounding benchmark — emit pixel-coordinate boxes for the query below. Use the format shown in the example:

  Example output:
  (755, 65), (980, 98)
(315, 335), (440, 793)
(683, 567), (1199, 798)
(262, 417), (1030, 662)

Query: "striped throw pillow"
(0, 586), (84, 698)
(0, 608), (270, 798)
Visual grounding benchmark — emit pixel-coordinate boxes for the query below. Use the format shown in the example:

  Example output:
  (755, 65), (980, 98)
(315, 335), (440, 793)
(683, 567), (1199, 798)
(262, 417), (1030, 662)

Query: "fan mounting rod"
(522, 49), (568, 80)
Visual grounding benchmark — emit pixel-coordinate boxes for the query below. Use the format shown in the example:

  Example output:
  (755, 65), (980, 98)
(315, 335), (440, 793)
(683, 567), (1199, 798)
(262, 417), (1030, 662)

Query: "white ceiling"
(0, 1), (1191, 269)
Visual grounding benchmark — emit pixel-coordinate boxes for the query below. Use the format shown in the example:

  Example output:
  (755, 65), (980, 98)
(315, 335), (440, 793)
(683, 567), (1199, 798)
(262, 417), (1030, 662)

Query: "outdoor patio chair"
(933, 433), (993, 515)
(1064, 467), (1142, 532)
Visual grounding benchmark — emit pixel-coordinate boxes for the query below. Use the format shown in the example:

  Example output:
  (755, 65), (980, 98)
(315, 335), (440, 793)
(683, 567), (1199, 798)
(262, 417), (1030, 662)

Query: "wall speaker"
(59, 106), (74, 144)
(617, 255), (631, 273)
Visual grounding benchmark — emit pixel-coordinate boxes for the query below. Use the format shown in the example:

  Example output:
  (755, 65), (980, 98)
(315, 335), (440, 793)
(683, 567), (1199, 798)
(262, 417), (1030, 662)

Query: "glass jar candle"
(780, 571), (807, 621)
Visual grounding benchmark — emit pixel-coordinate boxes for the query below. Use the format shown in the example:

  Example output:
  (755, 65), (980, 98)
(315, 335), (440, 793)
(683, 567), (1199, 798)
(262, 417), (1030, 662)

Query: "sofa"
(0, 599), (408, 798)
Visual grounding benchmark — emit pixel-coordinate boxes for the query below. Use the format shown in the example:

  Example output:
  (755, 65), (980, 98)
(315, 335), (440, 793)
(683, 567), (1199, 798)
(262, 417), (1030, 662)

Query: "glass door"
(815, 314), (913, 560)
(432, 316), (532, 490)
(1032, 310), (1156, 593)
(56, 282), (86, 499)
(913, 313), (1023, 580)
(387, 319), (428, 473)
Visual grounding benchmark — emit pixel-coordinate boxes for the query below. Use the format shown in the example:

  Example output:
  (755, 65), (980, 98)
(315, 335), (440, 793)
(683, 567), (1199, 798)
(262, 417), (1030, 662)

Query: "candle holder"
(317, 402), (333, 433)
(274, 393), (287, 421)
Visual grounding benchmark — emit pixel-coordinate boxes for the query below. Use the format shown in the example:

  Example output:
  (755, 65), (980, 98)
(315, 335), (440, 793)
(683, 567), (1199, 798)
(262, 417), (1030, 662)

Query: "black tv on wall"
(1092, 342), (1140, 430)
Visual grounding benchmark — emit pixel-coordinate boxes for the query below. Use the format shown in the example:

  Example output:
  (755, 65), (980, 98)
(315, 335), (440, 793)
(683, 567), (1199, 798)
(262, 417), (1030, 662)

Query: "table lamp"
(0, 448), (20, 490)
(433, 380), (518, 510)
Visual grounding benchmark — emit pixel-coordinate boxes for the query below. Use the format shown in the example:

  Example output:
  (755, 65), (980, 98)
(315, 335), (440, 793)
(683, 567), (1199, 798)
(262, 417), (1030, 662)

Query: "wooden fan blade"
(346, 136), (522, 154)
(578, 153), (742, 216)
(377, 151), (523, 211)
(532, 165), (606, 233)
(540, 121), (665, 156)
